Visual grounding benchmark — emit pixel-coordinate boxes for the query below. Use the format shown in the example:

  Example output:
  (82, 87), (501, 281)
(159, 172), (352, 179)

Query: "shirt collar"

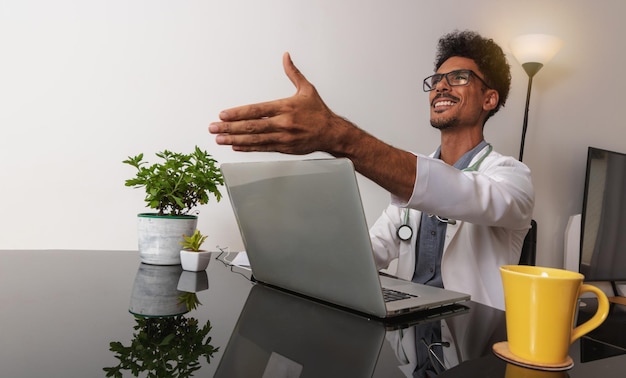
(433, 140), (489, 170)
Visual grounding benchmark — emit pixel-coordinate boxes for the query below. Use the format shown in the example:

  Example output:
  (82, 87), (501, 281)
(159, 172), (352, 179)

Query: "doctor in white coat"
(367, 31), (534, 310)
(370, 144), (533, 310)
(209, 31), (534, 310)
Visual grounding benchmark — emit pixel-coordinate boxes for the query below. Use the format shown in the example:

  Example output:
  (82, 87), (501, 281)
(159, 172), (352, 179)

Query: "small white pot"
(180, 250), (211, 272)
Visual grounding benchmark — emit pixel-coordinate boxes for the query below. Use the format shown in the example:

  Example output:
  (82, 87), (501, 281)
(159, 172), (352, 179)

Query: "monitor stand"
(609, 296), (626, 306)
(609, 281), (626, 306)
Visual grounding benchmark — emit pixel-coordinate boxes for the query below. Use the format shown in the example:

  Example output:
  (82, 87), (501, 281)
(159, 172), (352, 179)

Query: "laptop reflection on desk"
(214, 283), (468, 378)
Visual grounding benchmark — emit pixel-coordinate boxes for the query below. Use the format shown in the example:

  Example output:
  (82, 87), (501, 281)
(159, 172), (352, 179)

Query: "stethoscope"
(396, 144), (493, 241)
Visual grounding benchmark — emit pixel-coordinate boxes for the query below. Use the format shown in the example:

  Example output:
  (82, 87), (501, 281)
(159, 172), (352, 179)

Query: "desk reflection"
(215, 283), (386, 377)
(3, 251), (626, 377)
(387, 299), (507, 377)
(104, 263), (218, 378)
(216, 283), (509, 377)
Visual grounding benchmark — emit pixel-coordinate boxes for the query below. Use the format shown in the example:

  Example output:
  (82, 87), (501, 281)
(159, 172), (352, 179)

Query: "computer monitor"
(579, 146), (626, 285)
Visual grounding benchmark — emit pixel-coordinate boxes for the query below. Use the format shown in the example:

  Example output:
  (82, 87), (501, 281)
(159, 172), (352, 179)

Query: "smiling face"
(429, 56), (497, 131)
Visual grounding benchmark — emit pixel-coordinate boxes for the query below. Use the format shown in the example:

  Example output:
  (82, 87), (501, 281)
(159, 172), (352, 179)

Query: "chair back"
(518, 219), (537, 266)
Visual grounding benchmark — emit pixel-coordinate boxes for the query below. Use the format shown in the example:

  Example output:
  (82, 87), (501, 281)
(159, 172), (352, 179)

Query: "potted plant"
(123, 146), (224, 265)
(179, 229), (211, 272)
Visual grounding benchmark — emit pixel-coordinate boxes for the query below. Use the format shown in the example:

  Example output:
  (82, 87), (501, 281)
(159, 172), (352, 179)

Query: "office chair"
(518, 219), (537, 266)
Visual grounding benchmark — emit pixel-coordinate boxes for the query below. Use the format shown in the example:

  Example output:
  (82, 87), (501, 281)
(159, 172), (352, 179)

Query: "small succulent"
(180, 229), (208, 252)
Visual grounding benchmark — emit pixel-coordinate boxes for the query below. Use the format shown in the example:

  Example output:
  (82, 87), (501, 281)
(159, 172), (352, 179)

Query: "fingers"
(213, 132), (263, 148)
(211, 122), (265, 147)
(219, 52), (312, 123)
(209, 52), (326, 155)
(211, 126), (310, 155)
(209, 117), (272, 137)
(218, 99), (281, 122)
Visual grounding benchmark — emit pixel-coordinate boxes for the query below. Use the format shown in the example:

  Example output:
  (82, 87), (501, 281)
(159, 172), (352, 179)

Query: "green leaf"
(159, 332), (176, 346)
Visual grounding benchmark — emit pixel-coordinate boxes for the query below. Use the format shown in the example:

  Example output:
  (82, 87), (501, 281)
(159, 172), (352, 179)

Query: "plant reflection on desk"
(177, 291), (202, 311)
(104, 313), (218, 378)
(104, 264), (218, 378)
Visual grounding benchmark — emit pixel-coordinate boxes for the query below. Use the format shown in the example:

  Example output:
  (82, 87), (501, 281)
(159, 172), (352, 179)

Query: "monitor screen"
(579, 146), (626, 282)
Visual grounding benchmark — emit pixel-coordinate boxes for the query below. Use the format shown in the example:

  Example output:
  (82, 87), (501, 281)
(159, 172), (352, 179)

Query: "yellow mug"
(500, 265), (609, 365)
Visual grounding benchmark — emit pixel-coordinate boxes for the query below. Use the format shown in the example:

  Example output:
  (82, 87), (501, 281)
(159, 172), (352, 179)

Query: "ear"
(483, 89), (499, 112)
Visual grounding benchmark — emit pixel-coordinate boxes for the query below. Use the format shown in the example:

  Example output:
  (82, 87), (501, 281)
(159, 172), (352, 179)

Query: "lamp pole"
(510, 34), (562, 266)
(518, 62), (543, 162)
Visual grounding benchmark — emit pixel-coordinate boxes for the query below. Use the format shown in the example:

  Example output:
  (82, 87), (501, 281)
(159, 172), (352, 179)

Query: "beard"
(430, 94), (461, 130)
(430, 115), (459, 130)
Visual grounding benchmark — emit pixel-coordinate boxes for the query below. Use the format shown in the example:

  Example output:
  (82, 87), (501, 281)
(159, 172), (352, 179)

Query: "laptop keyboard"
(382, 288), (418, 302)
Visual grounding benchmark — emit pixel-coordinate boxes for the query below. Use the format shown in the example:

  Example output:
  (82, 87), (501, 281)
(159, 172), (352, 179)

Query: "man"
(209, 30), (534, 310)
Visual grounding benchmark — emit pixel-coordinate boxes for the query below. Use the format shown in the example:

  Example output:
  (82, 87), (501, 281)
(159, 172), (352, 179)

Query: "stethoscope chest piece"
(397, 224), (413, 241)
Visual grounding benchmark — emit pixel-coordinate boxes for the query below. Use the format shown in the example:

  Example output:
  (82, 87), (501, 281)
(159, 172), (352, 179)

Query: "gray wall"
(1, 0), (625, 270)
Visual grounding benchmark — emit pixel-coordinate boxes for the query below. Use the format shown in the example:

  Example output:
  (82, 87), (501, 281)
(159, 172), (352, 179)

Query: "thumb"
(283, 52), (309, 93)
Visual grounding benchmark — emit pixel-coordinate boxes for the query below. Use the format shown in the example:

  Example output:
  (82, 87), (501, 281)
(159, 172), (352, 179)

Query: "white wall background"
(1, 0), (625, 270)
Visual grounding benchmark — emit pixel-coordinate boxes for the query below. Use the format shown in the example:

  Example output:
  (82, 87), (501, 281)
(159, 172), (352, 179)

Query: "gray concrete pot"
(137, 213), (198, 265)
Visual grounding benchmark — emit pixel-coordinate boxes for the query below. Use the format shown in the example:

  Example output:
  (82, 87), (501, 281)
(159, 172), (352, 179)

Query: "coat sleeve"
(400, 153), (534, 230)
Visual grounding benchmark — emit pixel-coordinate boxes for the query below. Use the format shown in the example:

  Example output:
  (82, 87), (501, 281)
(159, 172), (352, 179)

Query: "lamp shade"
(510, 34), (563, 65)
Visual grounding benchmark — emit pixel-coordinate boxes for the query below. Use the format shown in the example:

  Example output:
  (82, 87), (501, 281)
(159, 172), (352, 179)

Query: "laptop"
(221, 158), (470, 318)
(214, 283), (468, 377)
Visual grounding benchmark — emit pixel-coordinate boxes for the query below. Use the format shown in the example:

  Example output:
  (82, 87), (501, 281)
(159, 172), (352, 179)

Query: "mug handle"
(570, 284), (610, 343)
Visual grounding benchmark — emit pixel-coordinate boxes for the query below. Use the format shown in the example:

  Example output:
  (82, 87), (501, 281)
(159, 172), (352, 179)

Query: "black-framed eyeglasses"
(422, 69), (491, 92)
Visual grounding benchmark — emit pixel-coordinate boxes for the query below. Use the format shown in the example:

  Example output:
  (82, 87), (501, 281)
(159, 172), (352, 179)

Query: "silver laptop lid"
(221, 158), (388, 317)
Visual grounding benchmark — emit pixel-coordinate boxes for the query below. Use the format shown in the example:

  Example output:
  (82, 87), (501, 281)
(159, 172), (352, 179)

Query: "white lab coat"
(369, 145), (534, 310)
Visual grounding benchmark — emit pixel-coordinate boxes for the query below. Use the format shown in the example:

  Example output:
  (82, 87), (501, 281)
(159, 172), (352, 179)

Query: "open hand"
(209, 52), (345, 155)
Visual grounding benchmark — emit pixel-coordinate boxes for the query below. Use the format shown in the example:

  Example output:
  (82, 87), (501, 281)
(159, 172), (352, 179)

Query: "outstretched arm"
(209, 52), (417, 201)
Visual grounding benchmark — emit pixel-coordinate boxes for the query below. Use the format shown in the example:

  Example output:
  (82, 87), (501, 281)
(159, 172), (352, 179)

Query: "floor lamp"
(510, 34), (563, 162)
(509, 34), (563, 265)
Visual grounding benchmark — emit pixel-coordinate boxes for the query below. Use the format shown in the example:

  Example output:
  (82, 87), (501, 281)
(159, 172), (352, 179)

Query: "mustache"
(431, 93), (460, 106)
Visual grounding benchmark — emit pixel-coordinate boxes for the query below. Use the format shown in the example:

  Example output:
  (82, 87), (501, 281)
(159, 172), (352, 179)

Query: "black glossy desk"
(1, 250), (625, 377)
